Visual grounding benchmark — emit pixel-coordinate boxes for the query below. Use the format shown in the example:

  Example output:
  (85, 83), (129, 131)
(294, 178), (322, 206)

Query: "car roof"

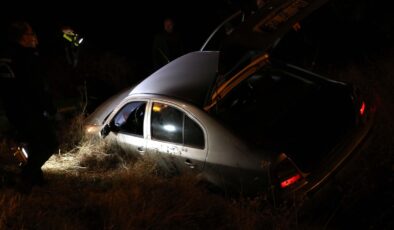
(130, 51), (219, 108)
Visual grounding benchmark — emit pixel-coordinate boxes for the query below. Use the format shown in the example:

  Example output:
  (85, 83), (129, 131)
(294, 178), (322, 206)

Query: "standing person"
(152, 17), (184, 70)
(0, 21), (58, 191)
(61, 25), (83, 68)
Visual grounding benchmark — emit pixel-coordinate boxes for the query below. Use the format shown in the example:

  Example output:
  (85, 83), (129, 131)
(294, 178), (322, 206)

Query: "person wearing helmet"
(61, 26), (83, 68)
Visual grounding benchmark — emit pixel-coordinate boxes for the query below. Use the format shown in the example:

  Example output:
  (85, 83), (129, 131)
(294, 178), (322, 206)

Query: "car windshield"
(209, 63), (319, 151)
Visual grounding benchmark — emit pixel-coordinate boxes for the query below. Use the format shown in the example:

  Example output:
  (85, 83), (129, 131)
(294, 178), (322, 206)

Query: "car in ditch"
(84, 0), (376, 200)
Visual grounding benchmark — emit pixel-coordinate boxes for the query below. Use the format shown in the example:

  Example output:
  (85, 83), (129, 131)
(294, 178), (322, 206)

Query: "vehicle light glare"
(21, 147), (29, 159)
(280, 174), (301, 188)
(152, 105), (162, 112)
(163, 124), (176, 132)
(86, 126), (95, 133)
(360, 101), (366, 116)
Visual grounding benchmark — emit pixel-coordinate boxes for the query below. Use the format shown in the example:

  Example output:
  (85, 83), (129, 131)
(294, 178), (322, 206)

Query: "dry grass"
(1, 134), (294, 230)
(0, 114), (294, 230)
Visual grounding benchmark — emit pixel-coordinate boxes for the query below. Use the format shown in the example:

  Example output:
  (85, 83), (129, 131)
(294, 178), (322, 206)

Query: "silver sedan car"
(84, 0), (375, 199)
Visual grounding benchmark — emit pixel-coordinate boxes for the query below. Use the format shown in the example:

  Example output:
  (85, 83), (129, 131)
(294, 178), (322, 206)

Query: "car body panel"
(116, 132), (146, 156)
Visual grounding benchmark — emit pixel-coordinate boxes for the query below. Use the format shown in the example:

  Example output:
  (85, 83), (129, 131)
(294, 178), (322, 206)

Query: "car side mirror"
(100, 124), (111, 138)
(101, 121), (121, 138)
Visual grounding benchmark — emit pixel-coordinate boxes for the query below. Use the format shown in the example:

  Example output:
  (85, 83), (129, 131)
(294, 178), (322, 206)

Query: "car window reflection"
(151, 102), (205, 149)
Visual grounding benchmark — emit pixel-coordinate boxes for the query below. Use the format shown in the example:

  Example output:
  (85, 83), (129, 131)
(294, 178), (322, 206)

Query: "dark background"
(1, 0), (232, 75)
(1, 0), (393, 74)
(2, 0), (393, 75)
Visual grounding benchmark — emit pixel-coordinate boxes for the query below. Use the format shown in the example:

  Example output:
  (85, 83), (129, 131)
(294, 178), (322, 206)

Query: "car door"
(109, 100), (148, 156)
(146, 101), (207, 175)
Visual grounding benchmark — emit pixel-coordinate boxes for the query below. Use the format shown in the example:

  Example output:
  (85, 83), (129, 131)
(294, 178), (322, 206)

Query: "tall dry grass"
(0, 114), (296, 230)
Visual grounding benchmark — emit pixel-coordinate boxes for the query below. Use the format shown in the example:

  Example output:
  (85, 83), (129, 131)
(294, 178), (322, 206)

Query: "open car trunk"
(208, 61), (357, 173)
(203, 0), (370, 173)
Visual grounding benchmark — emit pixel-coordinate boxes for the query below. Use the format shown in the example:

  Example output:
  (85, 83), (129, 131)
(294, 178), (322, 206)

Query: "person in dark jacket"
(0, 21), (58, 191)
(152, 17), (184, 70)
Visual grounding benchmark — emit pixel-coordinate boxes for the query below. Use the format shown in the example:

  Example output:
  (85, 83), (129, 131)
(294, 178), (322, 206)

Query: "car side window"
(113, 101), (146, 136)
(151, 102), (183, 144)
(151, 102), (205, 149)
(184, 115), (204, 149)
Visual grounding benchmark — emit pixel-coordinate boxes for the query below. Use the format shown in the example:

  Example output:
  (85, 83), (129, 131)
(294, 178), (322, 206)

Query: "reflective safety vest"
(63, 31), (83, 47)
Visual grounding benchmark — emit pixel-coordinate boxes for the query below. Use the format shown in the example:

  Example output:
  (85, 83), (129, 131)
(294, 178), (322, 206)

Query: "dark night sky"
(1, 0), (393, 73)
(1, 0), (240, 77)
(2, 0), (393, 51)
(1, 1), (232, 55)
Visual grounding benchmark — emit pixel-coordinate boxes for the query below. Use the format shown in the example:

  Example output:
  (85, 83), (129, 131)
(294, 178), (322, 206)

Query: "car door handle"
(137, 146), (145, 152)
(184, 159), (195, 169)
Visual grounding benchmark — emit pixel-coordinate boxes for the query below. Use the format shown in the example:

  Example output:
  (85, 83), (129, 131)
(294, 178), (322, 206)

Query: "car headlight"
(84, 124), (101, 135)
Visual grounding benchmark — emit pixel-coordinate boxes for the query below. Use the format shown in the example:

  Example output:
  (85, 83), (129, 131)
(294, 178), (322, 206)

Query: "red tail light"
(280, 174), (301, 188)
(359, 101), (366, 116)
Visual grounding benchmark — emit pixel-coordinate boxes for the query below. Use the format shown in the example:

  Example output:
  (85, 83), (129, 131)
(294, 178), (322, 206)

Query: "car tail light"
(274, 153), (305, 190)
(280, 174), (301, 188)
(359, 101), (366, 116)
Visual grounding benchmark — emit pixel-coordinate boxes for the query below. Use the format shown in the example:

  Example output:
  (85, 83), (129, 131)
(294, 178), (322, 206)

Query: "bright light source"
(86, 126), (95, 133)
(360, 101), (366, 116)
(78, 38), (83, 44)
(152, 105), (162, 112)
(280, 174), (301, 188)
(21, 147), (29, 158)
(163, 124), (176, 132)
